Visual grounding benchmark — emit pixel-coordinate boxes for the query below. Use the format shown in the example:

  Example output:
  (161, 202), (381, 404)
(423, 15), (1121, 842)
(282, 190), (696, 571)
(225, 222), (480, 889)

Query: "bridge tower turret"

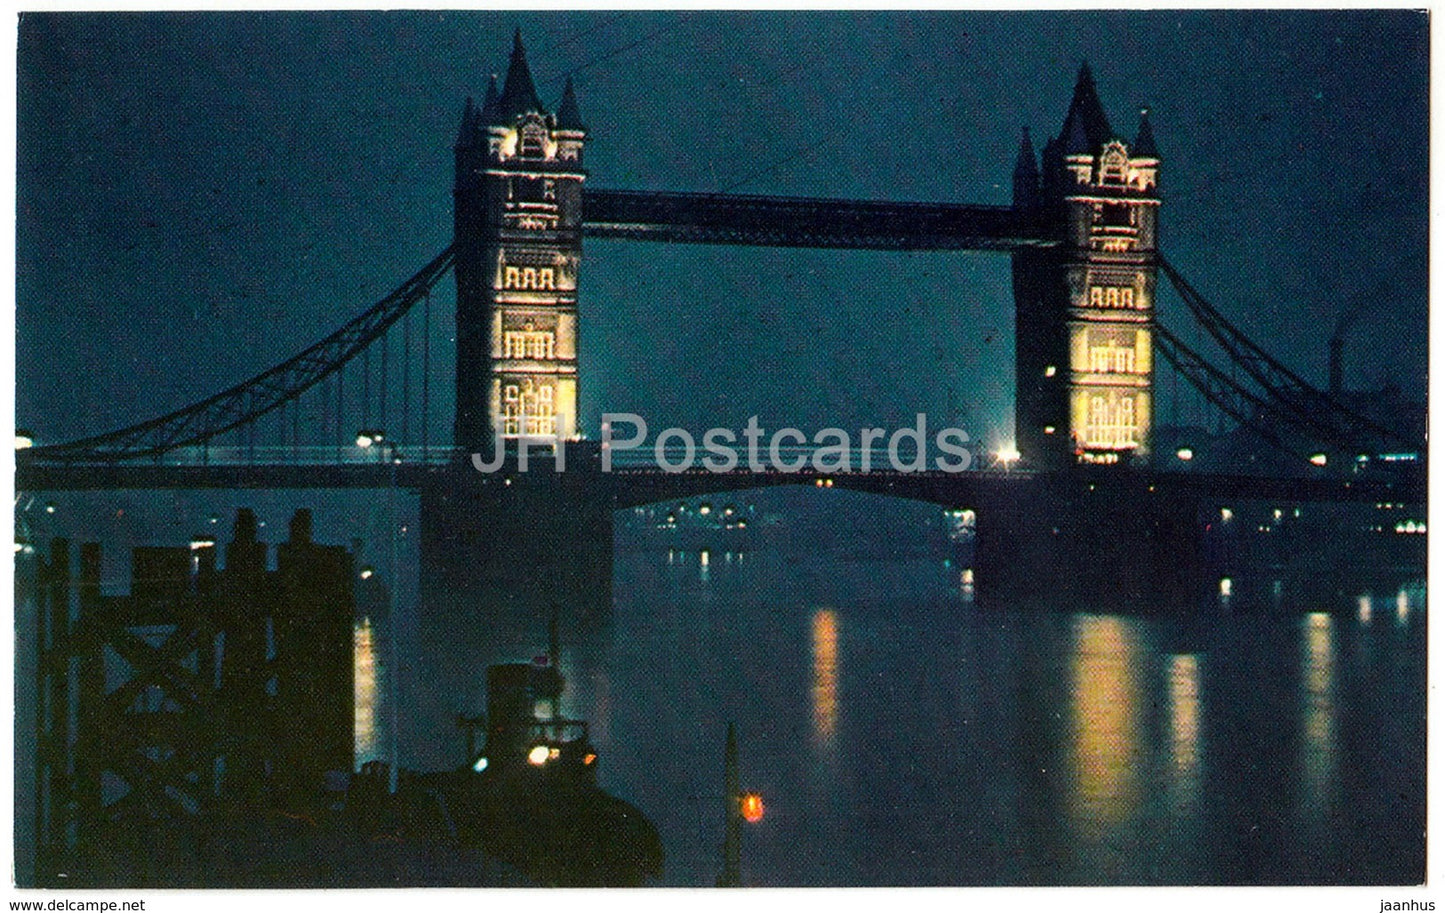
(453, 31), (587, 453)
(1014, 65), (1159, 469)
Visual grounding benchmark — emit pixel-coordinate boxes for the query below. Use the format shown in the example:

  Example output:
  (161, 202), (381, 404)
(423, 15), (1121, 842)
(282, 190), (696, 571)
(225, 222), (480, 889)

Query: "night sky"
(16, 11), (1429, 455)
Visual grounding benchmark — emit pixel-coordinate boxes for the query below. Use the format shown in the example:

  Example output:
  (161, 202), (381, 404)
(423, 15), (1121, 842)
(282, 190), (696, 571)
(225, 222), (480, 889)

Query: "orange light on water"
(741, 792), (764, 823)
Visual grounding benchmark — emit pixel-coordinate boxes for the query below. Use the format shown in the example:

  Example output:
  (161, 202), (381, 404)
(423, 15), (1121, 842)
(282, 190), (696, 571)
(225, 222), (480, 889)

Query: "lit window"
(520, 123), (546, 159)
(1099, 145), (1128, 185)
(1085, 393), (1139, 449)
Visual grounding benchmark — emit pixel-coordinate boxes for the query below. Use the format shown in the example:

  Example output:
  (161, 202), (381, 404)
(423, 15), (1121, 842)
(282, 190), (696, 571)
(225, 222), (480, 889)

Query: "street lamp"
(740, 792), (764, 823)
(995, 443), (1021, 471)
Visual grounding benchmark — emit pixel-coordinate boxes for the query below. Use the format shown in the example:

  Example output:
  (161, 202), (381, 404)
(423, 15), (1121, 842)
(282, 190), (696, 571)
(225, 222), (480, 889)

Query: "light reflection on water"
(1299, 613), (1337, 839)
(591, 551), (1424, 886)
(1067, 615), (1140, 842)
(810, 609), (838, 747)
(1167, 653), (1201, 815)
(352, 617), (380, 766)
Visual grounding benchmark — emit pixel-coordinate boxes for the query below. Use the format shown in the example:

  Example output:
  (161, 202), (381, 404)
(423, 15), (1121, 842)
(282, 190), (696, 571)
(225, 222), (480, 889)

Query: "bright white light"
(359, 567), (374, 580)
(14, 433), (32, 451)
(1219, 578), (1232, 597)
(356, 433), (374, 449)
(1044, 365), (1057, 377)
(44, 503), (56, 514)
(1309, 453), (1328, 467)
(996, 444), (1021, 465)
(1220, 508), (1233, 523)
(473, 756), (489, 773)
(1176, 447), (1194, 461)
(528, 745), (549, 766)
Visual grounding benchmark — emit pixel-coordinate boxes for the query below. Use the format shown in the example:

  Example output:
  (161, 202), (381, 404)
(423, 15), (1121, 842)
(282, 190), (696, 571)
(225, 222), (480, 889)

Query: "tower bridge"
(17, 33), (1423, 616)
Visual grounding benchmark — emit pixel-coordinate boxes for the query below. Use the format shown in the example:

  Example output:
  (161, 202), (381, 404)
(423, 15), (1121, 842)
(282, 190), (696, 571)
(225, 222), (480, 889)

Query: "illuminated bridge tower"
(1013, 65), (1160, 469)
(423, 35), (604, 769)
(454, 31), (587, 452)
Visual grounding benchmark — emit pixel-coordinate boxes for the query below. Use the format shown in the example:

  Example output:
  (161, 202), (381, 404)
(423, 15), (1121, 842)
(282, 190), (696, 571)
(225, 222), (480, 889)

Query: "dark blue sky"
(16, 11), (1429, 453)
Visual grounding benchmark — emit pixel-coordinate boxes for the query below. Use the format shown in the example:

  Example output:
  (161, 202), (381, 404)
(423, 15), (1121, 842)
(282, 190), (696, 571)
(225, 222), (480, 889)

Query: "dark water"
(548, 548), (1424, 886)
(17, 491), (1425, 887)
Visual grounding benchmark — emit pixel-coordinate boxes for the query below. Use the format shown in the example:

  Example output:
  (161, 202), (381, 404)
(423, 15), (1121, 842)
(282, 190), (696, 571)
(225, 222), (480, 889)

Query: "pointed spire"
(480, 75), (501, 123)
(455, 96), (479, 147)
(1133, 107), (1158, 158)
(1013, 127), (1038, 178)
(555, 76), (585, 131)
(1013, 127), (1040, 209)
(1059, 62), (1112, 154)
(498, 28), (544, 119)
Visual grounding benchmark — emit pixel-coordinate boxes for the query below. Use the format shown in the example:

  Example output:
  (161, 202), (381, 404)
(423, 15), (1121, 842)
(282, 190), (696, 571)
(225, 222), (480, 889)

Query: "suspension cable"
(402, 302), (411, 448)
(1159, 254), (1407, 451)
(29, 246), (454, 461)
(422, 289), (432, 459)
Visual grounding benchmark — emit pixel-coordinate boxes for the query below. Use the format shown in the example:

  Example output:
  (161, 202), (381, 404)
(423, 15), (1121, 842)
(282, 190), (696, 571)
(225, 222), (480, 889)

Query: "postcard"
(11, 9), (1429, 904)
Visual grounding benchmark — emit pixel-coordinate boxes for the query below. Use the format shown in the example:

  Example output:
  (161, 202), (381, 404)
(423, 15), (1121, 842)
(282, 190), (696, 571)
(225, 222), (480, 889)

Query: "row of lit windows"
(503, 266), (557, 290)
(1087, 343), (1138, 375)
(1087, 286), (1140, 309)
(1085, 395), (1138, 449)
(503, 330), (556, 360)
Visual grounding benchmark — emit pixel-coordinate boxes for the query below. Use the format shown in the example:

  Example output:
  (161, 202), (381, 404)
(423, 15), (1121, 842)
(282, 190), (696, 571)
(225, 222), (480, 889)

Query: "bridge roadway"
(15, 455), (1425, 507)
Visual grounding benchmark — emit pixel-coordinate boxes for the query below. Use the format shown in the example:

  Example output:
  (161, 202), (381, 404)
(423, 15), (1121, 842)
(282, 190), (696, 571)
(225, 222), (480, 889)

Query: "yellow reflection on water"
(354, 617), (379, 765)
(1358, 594), (1373, 625)
(1168, 654), (1201, 813)
(1069, 615), (1141, 838)
(1396, 588), (1410, 625)
(1300, 612), (1336, 817)
(812, 609), (839, 746)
